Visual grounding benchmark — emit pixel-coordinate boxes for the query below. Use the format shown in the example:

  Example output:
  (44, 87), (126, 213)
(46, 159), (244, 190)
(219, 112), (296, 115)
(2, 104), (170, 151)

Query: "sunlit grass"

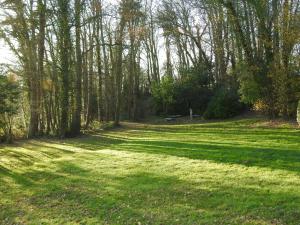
(1, 118), (300, 224)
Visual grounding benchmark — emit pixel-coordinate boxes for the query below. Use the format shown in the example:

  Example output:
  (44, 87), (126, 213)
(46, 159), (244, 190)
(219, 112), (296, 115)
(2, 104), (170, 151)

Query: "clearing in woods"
(1, 118), (300, 224)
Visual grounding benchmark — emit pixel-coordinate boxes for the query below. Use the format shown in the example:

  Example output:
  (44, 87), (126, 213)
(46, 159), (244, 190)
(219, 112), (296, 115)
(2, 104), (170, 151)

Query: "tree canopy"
(0, 0), (299, 140)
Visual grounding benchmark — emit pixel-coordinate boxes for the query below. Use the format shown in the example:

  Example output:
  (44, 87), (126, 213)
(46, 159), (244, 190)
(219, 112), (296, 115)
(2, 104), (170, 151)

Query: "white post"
(189, 108), (193, 121)
(297, 100), (300, 127)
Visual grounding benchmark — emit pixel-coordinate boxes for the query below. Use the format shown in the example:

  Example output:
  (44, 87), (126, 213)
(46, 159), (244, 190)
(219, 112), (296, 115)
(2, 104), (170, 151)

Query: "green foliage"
(0, 73), (20, 142)
(235, 62), (261, 104)
(172, 65), (213, 115)
(204, 87), (245, 119)
(153, 64), (213, 115)
(88, 120), (116, 131)
(0, 76), (19, 114)
(152, 75), (175, 114)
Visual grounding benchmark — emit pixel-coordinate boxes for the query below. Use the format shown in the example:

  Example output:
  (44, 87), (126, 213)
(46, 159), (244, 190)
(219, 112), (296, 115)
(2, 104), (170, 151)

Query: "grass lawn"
(1, 118), (300, 225)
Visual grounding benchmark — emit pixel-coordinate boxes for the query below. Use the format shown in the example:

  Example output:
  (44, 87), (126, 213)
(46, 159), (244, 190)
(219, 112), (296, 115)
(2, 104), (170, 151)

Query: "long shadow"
(2, 163), (299, 224)
(110, 172), (300, 224)
(24, 142), (77, 161)
(0, 164), (33, 187)
(62, 132), (300, 173)
(0, 148), (40, 167)
(127, 126), (300, 140)
(117, 140), (300, 172)
(107, 130), (300, 149)
(1, 119), (300, 223)
(61, 135), (127, 151)
(0, 142), (75, 171)
(0, 135), (125, 186)
(0, 141), (76, 186)
(142, 117), (298, 129)
(49, 120), (300, 173)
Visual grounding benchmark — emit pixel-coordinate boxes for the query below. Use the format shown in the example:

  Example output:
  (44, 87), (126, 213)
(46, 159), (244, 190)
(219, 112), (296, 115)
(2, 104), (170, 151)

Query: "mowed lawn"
(1, 118), (300, 225)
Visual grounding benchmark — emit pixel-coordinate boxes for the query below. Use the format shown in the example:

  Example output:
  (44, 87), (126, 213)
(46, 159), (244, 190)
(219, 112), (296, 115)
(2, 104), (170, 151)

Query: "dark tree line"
(0, 0), (299, 139)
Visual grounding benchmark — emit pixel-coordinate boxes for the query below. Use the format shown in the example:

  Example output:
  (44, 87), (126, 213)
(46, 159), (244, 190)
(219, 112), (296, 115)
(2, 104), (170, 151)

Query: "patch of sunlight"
(83, 148), (300, 196)
(1, 118), (300, 224)
(28, 140), (84, 152)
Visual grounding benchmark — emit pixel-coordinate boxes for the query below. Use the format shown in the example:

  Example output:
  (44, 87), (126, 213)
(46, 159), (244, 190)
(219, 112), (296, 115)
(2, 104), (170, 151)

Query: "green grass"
(1, 118), (300, 225)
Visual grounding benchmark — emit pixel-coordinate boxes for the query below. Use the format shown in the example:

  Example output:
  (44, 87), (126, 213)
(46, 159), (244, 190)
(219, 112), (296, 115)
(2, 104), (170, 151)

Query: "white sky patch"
(0, 0), (119, 65)
(0, 40), (16, 64)
(0, 0), (167, 71)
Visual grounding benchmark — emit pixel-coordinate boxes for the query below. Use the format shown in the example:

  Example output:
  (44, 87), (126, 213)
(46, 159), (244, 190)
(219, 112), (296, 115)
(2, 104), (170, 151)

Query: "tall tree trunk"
(114, 13), (126, 126)
(58, 0), (71, 138)
(37, 0), (46, 135)
(86, 22), (95, 128)
(70, 0), (82, 136)
(96, 0), (104, 122)
(28, 0), (39, 138)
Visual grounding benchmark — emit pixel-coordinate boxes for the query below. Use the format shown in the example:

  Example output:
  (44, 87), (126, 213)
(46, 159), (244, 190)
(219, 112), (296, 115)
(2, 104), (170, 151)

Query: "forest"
(0, 0), (299, 141)
(0, 0), (300, 224)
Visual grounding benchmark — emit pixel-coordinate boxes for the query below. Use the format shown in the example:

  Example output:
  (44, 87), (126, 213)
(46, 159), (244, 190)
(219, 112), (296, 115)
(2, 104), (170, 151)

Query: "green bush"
(152, 75), (175, 114)
(204, 87), (245, 119)
(171, 65), (213, 115)
(236, 62), (261, 105)
(152, 63), (213, 116)
(0, 74), (20, 143)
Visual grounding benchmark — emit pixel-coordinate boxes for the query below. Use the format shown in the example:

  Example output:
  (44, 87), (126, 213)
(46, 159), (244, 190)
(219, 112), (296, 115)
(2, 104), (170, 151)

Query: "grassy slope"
(0, 118), (300, 225)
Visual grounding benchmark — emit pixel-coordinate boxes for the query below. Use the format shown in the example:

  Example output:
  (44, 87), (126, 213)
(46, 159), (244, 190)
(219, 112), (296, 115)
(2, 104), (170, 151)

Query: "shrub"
(0, 73), (20, 143)
(152, 75), (175, 114)
(236, 62), (261, 105)
(204, 87), (245, 119)
(171, 66), (213, 115)
(152, 63), (213, 116)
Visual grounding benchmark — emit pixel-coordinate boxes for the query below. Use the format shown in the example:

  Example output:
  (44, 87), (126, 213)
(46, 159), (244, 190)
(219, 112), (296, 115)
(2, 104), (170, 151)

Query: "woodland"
(0, 0), (299, 140)
(0, 0), (300, 224)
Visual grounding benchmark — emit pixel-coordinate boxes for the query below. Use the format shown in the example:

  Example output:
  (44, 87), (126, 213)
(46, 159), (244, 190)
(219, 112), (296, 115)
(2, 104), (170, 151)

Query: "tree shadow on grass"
(0, 148), (40, 167)
(141, 117), (298, 129)
(0, 135), (126, 188)
(125, 125), (300, 143)
(0, 164), (33, 187)
(20, 141), (77, 156)
(61, 135), (127, 151)
(117, 140), (300, 173)
(0, 142), (78, 187)
(59, 132), (300, 173)
(2, 121), (300, 223)
(0, 141), (77, 170)
(2, 163), (299, 224)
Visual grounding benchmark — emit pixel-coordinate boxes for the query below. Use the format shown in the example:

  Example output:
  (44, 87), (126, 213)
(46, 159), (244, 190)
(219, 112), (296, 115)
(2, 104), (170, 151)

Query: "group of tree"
(0, 0), (299, 141)
(153, 0), (300, 119)
(0, 68), (20, 143)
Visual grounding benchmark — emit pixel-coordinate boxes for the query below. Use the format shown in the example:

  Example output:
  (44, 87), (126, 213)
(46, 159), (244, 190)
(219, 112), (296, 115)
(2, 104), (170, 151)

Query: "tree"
(0, 0), (299, 140)
(152, 75), (174, 114)
(57, 0), (72, 137)
(0, 73), (20, 143)
(70, 0), (83, 136)
(37, 0), (47, 135)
